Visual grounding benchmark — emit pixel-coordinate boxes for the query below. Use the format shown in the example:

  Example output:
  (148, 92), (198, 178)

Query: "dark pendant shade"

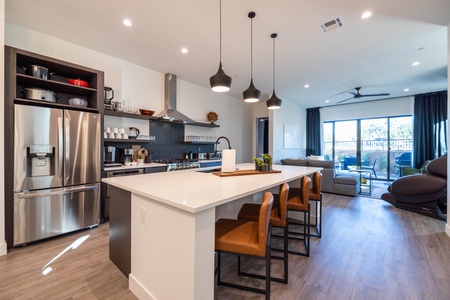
(243, 11), (260, 103)
(266, 89), (282, 109)
(243, 79), (261, 103)
(210, 61), (232, 92)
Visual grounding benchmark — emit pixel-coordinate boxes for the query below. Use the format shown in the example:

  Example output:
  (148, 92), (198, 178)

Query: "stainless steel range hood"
(155, 73), (194, 123)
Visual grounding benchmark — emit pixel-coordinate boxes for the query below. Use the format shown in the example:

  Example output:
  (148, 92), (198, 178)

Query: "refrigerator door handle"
(64, 116), (70, 182)
(57, 116), (64, 183)
(16, 184), (99, 199)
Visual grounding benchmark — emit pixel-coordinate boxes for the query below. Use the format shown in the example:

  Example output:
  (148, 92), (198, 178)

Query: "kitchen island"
(102, 163), (321, 300)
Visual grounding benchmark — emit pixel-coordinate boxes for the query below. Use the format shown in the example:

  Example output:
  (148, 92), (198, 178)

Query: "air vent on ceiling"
(319, 17), (343, 33)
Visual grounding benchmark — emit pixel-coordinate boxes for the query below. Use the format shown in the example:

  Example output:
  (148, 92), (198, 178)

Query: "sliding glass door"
(389, 116), (413, 179)
(324, 115), (412, 181)
(361, 118), (387, 179)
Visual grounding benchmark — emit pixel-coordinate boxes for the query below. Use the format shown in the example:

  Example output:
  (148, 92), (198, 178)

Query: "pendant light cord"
(219, 0), (222, 62)
(272, 34), (276, 90)
(250, 17), (253, 78)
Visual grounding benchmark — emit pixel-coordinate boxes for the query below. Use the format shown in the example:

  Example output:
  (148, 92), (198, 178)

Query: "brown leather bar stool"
(237, 183), (290, 284)
(308, 172), (323, 238)
(215, 192), (274, 299)
(285, 176), (311, 256)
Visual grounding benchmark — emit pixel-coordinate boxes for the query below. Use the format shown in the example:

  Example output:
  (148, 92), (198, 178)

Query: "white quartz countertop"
(103, 163), (167, 172)
(102, 163), (322, 213)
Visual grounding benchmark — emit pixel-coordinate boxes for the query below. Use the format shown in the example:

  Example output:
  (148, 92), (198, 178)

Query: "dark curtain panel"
(413, 90), (448, 168)
(306, 107), (321, 156)
(263, 119), (269, 154)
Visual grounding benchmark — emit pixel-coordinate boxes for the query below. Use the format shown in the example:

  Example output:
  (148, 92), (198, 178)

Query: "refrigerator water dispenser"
(28, 144), (55, 177)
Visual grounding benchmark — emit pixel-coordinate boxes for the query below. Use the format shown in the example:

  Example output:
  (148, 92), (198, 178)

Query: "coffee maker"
(104, 146), (116, 164)
(104, 87), (114, 110)
(121, 148), (134, 163)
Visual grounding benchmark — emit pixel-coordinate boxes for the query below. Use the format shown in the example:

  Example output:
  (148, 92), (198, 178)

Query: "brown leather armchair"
(381, 155), (447, 220)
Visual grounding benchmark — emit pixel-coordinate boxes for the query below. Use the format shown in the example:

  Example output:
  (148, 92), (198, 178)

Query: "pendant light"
(266, 33), (282, 109)
(210, 0), (232, 92)
(243, 11), (261, 103)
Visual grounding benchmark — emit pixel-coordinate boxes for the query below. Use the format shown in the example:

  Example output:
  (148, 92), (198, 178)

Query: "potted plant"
(253, 156), (270, 172)
(261, 154), (272, 171)
(137, 153), (145, 165)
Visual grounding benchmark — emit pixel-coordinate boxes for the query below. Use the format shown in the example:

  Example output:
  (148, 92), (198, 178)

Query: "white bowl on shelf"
(68, 98), (88, 107)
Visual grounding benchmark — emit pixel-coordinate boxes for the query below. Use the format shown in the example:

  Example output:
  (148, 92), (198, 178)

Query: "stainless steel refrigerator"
(13, 104), (101, 246)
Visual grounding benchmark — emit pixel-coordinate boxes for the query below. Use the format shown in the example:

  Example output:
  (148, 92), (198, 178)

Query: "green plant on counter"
(252, 157), (268, 166)
(261, 154), (272, 166)
(253, 153), (273, 168)
(138, 153), (144, 160)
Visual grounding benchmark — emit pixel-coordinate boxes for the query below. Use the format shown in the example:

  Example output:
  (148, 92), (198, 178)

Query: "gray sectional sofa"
(280, 158), (360, 196)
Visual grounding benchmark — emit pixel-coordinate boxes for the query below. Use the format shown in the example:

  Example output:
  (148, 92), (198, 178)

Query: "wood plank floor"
(1, 193), (449, 300)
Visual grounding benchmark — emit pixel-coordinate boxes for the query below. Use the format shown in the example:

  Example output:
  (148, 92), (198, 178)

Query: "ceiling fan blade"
(349, 92), (357, 96)
(359, 93), (391, 97)
(337, 96), (355, 104)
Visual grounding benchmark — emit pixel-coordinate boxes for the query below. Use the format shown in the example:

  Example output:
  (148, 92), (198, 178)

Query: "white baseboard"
(0, 241), (7, 256)
(446, 223), (450, 238)
(129, 273), (155, 300)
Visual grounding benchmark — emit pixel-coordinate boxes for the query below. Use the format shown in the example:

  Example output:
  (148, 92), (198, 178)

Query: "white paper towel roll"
(221, 149), (236, 173)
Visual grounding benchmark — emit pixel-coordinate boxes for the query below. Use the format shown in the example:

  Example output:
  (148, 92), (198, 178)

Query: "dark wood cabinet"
(6, 46), (104, 112)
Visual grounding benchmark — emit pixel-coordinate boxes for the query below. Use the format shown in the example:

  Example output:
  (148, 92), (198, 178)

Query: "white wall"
(270, 98), (307, 163)
(321, 97), (414, 122)
(0, 0), (7, 256)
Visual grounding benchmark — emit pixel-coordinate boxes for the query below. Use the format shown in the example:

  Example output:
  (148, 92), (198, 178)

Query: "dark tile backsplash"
(111, 121), (215, 162)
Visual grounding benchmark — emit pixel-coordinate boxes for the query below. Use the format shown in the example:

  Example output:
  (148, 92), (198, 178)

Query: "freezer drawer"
(13, 184), (100, 246)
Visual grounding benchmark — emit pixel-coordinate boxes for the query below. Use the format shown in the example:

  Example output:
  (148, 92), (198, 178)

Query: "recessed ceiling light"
(123, 19), (132, 27)
(181, 48), (188, 54)
(304, 84), (310, 88)
(404, 88), (410, 92)
(361, 11), (372, 19)
(412, 61), (420, 66)
(325, 99), (330, 103)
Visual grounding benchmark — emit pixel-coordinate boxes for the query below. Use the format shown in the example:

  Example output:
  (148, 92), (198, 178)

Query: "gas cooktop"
(152, 159), (198, 164)
(153, 159), (200, 171)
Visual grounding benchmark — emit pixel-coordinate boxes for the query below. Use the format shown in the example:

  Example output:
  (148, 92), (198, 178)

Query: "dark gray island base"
(109, 186), (131, 277)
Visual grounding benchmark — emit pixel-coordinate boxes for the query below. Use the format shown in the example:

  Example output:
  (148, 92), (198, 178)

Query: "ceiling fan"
(337, 87), (390, 104)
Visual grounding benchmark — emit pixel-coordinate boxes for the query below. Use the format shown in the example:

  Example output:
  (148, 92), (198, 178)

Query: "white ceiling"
(5, 0), (450, 108)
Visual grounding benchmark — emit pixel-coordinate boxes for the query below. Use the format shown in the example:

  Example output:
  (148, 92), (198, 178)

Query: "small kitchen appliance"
(121, 148), (135, 164)
(129, 127), (140, 139)
(104, 146), (116, 164)
(104, 86), (114, 110)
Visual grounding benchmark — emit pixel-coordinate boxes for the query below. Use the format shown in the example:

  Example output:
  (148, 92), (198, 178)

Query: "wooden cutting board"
(212, 169), (282, 177)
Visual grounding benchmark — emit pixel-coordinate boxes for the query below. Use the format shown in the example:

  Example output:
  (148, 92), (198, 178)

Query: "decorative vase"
(137, 158), (144, 165)
(264, 159), (272, 171)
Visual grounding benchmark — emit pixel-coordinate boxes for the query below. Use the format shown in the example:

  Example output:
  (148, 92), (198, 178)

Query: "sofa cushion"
(334, 175), (358, 185)
(280, 158), (308, 166)
(308, 160), (334, 169)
